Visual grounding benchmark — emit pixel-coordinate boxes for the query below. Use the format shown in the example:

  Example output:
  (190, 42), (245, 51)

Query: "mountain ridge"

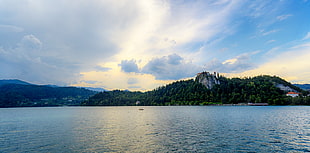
(1, 74), (310, 107)
(0, 79), (97, 107)
(0, 79), (33, 86)
(293, 84), (310, 91)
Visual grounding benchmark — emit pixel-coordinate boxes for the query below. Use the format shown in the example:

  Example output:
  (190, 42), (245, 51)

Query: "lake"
(1, 106), (310, 152)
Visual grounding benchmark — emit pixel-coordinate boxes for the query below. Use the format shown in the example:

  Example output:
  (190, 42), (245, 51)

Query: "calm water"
(1, 106), (310, 152)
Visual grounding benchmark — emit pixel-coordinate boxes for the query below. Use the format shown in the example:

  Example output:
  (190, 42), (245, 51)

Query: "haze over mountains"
(294, 84), (310, 91)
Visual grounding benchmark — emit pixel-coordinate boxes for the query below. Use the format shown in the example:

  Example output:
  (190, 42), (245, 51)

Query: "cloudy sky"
(1, 0), (310, 91)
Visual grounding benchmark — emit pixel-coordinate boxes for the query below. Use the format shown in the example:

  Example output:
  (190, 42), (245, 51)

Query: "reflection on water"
(1, 106), (310, 152)
(71, 107), (162, 152)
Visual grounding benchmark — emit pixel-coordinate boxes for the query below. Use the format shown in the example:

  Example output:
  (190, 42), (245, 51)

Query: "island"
(82, 72), (310, 106)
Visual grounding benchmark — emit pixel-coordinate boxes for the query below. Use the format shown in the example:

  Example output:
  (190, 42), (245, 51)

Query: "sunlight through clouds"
(1, 0), (310, 90)
(229, 42), (310, 83)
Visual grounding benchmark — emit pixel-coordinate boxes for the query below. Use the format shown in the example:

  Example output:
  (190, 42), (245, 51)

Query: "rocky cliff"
(195, 72), (220, 89)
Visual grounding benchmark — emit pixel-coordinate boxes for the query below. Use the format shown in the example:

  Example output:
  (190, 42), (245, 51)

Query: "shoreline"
(4, 103), (310, 108)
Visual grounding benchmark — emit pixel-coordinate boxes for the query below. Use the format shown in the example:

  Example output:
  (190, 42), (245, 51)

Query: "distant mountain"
(294, 84), (310, 91)
(43, 84), (60, 88)
(0, 79), (32, 86)
(82, 87), (107, 92)
(0, 79), (97, 107)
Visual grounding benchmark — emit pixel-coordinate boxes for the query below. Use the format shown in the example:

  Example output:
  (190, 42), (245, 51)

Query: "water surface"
(1, 106), (310, 152)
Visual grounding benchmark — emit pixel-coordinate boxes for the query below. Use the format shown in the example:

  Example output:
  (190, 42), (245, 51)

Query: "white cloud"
(204, 52), (258, 73)
(262, 29), (279, 36)
(223, 58), (237, 64)
(302, 32), (310, 40)
(94, 65), (111, 72)
(114, 0), (242, 61)
(0, 34), (81, 85)
(141, 53), (201, 80)
(0, 24), (24, 32)
(266, 40), (276, 44)
(75, 70), (172, 91)
(264, 47), (280, 57)
(2, 0), (306, 90)
(231, 42), (310, 83)
(277, 14), (292, 21)
(118, 59), (139, 73)
(20, 35), (42, 50)
(72, 0), (245, 88)
(0, 0), (157, 84)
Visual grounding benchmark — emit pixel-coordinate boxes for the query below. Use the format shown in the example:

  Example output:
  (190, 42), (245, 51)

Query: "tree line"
(0, 84), (96, 107)
(83, 75), (310, 106)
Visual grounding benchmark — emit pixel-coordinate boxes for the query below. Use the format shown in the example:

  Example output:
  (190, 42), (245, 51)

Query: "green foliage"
(84, 75), (310, 106)
(2, 75), (308, 107)
(210, 76), (286, 105)
(284, 96), (310, 105)
(0, 84), (96, 107)
(82, 90), (144, 106)
(145, 80), (211, 105)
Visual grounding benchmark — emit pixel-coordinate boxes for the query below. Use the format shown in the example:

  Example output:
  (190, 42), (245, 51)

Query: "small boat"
(138, 108), (144, 110)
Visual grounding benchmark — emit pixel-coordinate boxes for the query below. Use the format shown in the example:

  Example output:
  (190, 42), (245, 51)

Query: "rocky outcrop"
(275, 84), (297, 92)
(195, 72), (220, 89)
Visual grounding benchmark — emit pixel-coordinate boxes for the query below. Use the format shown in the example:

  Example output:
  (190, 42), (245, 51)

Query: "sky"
(0, 0), (310, 91)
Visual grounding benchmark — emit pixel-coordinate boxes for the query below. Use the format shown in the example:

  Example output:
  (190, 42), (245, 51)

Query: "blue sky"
(0, 0), (310, 91)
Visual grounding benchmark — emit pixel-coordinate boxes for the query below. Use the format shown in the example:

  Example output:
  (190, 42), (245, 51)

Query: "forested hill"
(0, 80), (97, 107)
(83, 75), (310, 106)
(0, 79), (32, 86)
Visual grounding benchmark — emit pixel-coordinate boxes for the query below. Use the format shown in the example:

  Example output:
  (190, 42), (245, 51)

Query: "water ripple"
(1, 106), (310, 152)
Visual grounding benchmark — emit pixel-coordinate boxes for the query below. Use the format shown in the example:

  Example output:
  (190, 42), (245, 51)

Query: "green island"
(1, 72), (310, 107)
(83, 72), (310, 106)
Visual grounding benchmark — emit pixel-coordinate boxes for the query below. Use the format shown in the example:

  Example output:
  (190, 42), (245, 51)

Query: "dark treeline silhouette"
(0, 83), (96, 107)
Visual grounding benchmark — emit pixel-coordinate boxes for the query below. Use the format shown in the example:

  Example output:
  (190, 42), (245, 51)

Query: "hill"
(294, 84), (310, 91)
(82, 87), (107, 92)
(83, 73), (310, 106)
(0, 80), (97, 107)
(0, 79), (32, 86)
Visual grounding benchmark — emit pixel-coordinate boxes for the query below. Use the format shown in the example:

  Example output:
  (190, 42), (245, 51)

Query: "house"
(286, 92), (300, 97)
